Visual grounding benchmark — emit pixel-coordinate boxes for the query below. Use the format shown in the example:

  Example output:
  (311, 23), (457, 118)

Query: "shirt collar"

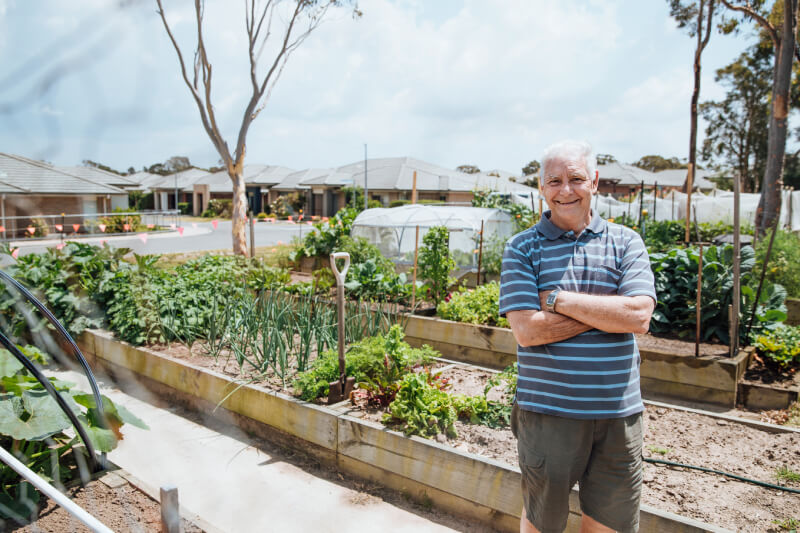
(536, 210), (607, 240)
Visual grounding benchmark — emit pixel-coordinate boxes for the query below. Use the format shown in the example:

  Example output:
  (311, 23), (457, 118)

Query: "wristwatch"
(545, 288), (561, 313)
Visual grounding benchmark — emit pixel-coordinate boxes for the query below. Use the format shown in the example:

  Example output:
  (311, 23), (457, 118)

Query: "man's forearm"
(506, 309), (593, 347)
(554, 291), (653, 334)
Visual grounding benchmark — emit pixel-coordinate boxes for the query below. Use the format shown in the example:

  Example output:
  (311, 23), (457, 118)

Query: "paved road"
(10, 219), (314, 258)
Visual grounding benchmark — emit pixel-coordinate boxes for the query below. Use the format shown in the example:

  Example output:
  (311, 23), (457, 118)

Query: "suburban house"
(0, 153), (128, 239)
(598, 162), (719, 196)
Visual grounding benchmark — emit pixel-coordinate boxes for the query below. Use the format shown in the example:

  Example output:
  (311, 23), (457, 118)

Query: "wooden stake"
(411, 171), (418, 204)
(411, 225), (420, 309)
(476, 220), (484, 287)
(160, 485), (180, 533)
(685, 163), (694, 243)
(731, 173), (741, 357)
(538, 198), (543, 217)
(653, 182), (658, 222)
(695, 243), (703, 357)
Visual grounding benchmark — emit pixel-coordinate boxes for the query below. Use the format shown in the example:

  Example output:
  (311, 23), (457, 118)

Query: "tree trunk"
(685, 0), (713, 242)
(229, 170), (249, 256)
(755, 0), (794, 233)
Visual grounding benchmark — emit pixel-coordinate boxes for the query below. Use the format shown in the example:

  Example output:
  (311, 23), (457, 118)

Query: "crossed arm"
(506, 291), (655, 347)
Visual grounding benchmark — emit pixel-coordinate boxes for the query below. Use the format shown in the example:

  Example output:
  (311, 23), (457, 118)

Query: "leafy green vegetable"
(437, 282), (509, 327)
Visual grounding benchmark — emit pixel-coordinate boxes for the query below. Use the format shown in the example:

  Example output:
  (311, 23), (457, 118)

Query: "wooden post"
(731, 173), (741, 357)
(693, 205), (700, 243)
(411, 225), (420, 309)
(249, 211), (255, 258)
(538, 198), (543, 217)
(476, 220), (484, 287)
(695, 243), (703, 357)
(412, 171), (418, 204)
(160, 485), (180, 533)
(685, 163), (694, 243)
(638, 180), (644, 228)
(653, 182), (658, 222)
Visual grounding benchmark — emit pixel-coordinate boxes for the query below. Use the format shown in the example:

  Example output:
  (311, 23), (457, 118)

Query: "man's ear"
(592, 170), (599, 191)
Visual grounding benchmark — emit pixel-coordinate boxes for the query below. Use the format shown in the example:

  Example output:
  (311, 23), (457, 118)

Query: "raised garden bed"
(77, 329), (800, 532)
(402, 314), (753, 409)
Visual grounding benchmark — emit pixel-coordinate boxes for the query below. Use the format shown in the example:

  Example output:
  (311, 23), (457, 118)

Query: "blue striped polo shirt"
(499, 211), (656, 419)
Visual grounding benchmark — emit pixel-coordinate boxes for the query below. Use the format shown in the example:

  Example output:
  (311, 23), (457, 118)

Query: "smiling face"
(540, 155), (598, 234)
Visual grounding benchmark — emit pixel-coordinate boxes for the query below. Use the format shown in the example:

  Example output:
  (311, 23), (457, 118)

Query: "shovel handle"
(330, 252), (350, 285)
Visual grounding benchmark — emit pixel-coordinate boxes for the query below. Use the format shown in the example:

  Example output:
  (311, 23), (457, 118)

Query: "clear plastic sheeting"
(351, 205), (514, 268)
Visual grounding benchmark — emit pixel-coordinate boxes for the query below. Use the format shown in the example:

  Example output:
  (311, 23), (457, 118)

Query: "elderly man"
(499, 140), (656, 533)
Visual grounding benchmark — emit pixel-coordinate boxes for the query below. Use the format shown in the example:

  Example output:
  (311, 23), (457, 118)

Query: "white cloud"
(0, 0), (762, 173)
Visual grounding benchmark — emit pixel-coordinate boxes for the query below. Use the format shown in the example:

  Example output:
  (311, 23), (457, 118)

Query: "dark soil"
(635, 332), (730, 357)
(742, 354), (800, 390)
(8, 473), (204, 533)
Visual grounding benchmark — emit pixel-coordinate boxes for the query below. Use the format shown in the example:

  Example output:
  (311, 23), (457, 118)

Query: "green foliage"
(437, 282), (508, 328)
(344, 259), (412, 303)
(95, 253), (288, 345)
(177, 202), (190, 215)
(471, 189), (534, 233)
(384, 368), (512, 438)
(643, 220), (686, 252)
(0, 346), (146, 521)
(389, 199), (410, 208)
(290, 208), (359, 262)
(0, 242), (128, 338)
(632, 155), (686, 172)
(753, 326), (800, 368)
(756, 229), (800, 298)
(418, 226), (456, 308)
(649, 244), (786, 344)
(293, 325), (436, 401)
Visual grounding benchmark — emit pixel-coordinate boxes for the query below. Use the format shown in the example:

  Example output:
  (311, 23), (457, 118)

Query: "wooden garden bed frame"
(77, 329), (734, 533)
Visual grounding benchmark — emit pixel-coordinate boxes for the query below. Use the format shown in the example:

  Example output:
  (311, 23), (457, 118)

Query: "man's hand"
(551, 291), (654, 334)
(506, 308), (593, 347)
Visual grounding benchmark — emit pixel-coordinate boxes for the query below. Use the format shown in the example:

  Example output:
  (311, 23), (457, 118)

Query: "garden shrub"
(98, 207), (142, 233)
(437, 282), (508, 327)
(207, 199), (232, 217)
(290, 207), (359, 262)
(389, 199), (409, 208)
(756, 229), (800, 299)
(418, 226), (456, 308)
(177, 202), (190, 215)
(25, 217), (49, 238)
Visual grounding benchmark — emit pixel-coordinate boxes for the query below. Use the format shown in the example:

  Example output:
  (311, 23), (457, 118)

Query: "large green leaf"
(0, 392), (71, 441)
(0, 349), (24, 378)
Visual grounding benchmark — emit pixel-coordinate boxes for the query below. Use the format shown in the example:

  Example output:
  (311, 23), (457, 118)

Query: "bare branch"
(155, 0), (228, 163)
(719, 0), (779, 47)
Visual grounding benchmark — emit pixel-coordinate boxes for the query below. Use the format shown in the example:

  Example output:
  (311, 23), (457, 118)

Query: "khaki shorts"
(511, 403), (643, 533)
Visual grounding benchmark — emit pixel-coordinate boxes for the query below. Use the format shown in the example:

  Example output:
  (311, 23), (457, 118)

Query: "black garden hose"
(643, 457), (800, 494)
(0, 330), (101, 472)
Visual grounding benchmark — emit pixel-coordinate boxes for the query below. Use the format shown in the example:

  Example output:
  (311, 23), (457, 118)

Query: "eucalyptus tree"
(719, 0), (798, 234)
(700, 47), (771, 193)
(156, 0), (358, 255)
(668, 0), (718, 241)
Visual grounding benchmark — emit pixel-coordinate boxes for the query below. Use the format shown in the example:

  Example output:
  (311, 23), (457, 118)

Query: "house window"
(439, 195), (447, 203)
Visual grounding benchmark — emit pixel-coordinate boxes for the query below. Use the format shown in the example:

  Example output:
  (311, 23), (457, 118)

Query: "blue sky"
(0, 0), (768, 175)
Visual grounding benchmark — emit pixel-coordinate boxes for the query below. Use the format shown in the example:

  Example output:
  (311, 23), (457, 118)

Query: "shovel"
(327, 251), (355, 404)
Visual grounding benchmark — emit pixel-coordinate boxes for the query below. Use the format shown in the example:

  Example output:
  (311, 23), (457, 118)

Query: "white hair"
(541, 140), (597, 180)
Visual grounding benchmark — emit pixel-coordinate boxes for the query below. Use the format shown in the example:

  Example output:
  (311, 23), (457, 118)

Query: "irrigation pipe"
(0, 446), (113, 533)
(643, 457), (800, 494)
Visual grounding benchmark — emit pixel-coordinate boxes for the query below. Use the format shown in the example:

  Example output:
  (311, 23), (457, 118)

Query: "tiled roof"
(0, 153), (126, 195)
